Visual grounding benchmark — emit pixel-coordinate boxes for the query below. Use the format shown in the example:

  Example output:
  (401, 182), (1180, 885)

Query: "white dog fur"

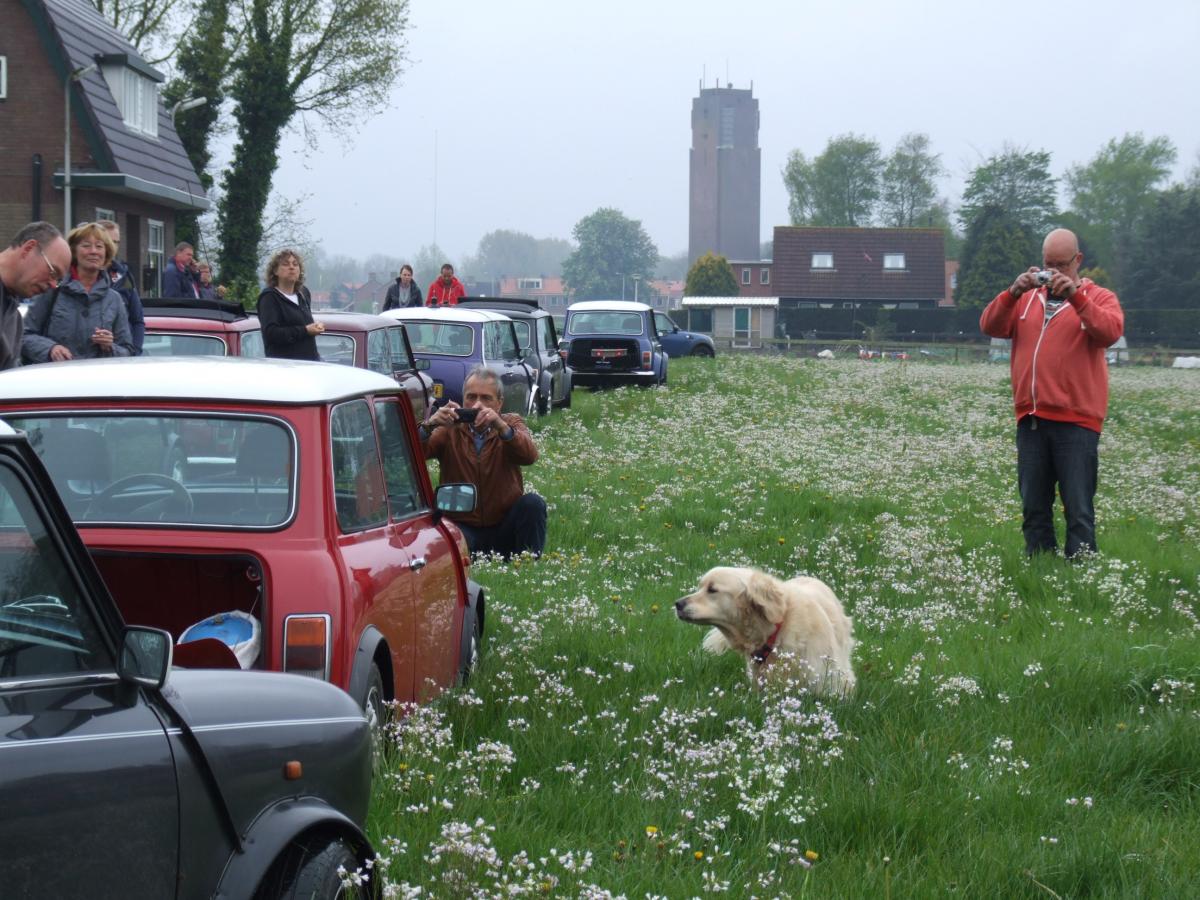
(675, 566), (856, 697)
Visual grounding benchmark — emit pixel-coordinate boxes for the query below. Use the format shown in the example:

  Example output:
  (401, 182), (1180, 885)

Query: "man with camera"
(418, 365), (547, 558)
(980, 228), (1124, 558)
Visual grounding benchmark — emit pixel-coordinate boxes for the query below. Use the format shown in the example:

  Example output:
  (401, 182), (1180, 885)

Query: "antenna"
(725, 58), (729, 85)
(433, 129), (439, 250)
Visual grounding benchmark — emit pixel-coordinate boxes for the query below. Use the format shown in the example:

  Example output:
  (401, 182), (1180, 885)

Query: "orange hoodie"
(980, 279), (1124, 432)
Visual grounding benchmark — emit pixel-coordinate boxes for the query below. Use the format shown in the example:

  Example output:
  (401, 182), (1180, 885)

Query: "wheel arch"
(347, 625), (394, 708)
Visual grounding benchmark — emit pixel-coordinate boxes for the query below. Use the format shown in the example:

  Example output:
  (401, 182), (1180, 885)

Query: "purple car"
(380, 307), (538, 416)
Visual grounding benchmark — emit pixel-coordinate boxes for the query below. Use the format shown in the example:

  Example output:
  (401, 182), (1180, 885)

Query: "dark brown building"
(688, 84), (760, 266)
(0, 0), (209, 293)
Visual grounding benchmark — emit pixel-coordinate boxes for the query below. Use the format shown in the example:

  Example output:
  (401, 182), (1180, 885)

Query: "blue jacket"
(21, 270), (135, 362)
(107, 259), (145, 353)
(162, 260), (198, 300)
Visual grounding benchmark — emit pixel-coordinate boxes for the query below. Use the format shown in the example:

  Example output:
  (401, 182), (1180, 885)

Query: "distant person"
(384, 264), (423, 310)
(162, 241), (200, 299)
(980, 227), (1124, 558)
(0, 221), (72, 370)
(196, 260), (226, 300)
(257, 248), (324, 360)
(97, 220), (145, 354)
(22, 222), (134, 363)
(427, 263), (465, 307)
(419, 365), (547, 558)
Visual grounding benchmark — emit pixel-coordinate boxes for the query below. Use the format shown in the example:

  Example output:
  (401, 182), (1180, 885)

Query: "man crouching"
(419, 365), (547, 558)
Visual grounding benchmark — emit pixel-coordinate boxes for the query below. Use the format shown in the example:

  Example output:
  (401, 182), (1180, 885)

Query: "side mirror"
(118, 625), (173, 689)
(520, 347), (538, 366)
(415, 358), (431, 371)
(435, 482), (477, 516)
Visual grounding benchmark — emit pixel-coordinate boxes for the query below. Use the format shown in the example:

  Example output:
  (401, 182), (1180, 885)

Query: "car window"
(329, 400), (388, 532)
(538, 316), (557, 350)
(654, 313), (675, 335)
(0, 461), (111, 679)
(240, 330), (265, 358)
(316, 333), (357, 367)
(510, 320), (531, 350)
(484, 322), (520, 361)
(366, 330), (391, 375)
(143, 334), (228, 357)
(374, 399), (426, 519)
(9, 415), (295, 528)
(569, 312), (644, 335)
(387, 326), (415, 370)
(406, 322), (474, 357)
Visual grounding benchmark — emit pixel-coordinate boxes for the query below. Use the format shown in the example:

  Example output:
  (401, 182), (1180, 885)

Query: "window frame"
(883, 253), (907, 271)
(741, 267), (752, 285)
(328, 399), (389, 534)
(760, 267), (770, 285)
(811, 253), (834, 270)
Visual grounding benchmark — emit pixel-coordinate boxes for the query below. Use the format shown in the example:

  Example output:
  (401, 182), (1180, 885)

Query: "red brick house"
(497, 276), (570, 310)
(0, 0), (209, 294)
(728, 259), (775, 298)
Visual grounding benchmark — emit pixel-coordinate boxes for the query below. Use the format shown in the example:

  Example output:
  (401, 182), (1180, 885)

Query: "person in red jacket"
(427, 263), (466, 306)
(980, 228), (1124, 558)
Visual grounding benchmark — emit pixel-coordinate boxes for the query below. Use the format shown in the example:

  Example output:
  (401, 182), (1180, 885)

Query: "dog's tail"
(702, 628), (731, 655)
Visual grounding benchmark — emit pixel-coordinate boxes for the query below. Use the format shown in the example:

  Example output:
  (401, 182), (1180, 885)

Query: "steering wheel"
(90, 474), (194, 518)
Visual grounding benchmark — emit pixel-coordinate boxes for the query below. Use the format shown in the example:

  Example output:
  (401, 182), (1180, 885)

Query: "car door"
(482, 321), (531, 415)
(373, 397), (461, 699)
(655, 312), (685, 357)
(0, 453), (179, 898)
(537, 315), (566, 403)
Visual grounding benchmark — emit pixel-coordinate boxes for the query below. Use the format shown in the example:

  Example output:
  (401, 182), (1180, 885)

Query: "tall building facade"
(688, 85), (761, 265)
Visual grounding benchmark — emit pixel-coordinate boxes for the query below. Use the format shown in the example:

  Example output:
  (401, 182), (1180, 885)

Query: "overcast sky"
(267, 0), (1200, 265)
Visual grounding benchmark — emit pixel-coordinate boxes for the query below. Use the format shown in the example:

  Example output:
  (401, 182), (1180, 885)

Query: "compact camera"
(1034, 270), (1055, 285)
(456, 407), (479, 423)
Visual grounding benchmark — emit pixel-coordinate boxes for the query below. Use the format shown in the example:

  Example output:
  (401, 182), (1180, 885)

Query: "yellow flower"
(650, 604), (660, 613)
(805, 850), (819, 861)
(778, 537), (786, 544)
(694, 851), (705, 861)
(645, 825), (659, 837)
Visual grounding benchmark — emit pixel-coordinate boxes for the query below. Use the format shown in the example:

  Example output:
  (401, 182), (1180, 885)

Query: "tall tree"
(1123, 185), (1200, 310)
(463, 230), (572, 279)
(783, 134), (883, 227)
(879, 133), (946, 228)
(656, 251), (690, 281)
(1065, 133), (1177, 290)
(412, 244), (450, 288)
(217, 0), (409, 289)
(561, 208), (658, 301)
(685, 252), (738, 297)
(90, 0), (188, 58)
(959, 147), (1057, 235)
(955, 206), (1036, 310)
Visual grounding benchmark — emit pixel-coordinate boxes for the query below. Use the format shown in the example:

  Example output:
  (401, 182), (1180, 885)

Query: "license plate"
(592, 348), (627, 358)
(432, 383), (444, 398)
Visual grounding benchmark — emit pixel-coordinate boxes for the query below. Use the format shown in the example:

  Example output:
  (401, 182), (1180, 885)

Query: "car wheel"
(690, 344), (715, 358)
(457, 611), (483, 686)
(557, 381), (573, 408)
(363, 663), (388, 760)
(536, 384), (550, 417)
(256, 835), (360, 900)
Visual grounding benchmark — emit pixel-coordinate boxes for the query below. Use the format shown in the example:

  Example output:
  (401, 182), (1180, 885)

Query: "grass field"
(361, 356), (1200, 899)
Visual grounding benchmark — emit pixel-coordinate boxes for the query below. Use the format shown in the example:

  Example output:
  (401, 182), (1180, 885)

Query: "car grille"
(568, 338), (642, 372)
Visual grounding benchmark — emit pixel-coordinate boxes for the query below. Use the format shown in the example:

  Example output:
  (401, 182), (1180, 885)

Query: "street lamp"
(631, 274), (642, 302)
(616, 273), (626, 300)
(64, 62), (98, 232)
(171, 96), (207, 129)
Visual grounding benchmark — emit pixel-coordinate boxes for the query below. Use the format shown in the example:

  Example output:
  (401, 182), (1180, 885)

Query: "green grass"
(362, 356), (1200, 898)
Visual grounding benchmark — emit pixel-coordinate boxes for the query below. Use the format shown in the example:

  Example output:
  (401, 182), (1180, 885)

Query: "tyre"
(457, 611), (483, 686)
(362, 663), (388, 762)
(690, 344), (715, 358)
(536, 383), (550, 417)
(557, 384), (572, 409)
(256, 835), (360, 900)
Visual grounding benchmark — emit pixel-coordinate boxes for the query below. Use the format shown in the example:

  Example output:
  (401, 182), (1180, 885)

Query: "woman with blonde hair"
(257, 249), (324, 360)
(21, 222), (134, 363)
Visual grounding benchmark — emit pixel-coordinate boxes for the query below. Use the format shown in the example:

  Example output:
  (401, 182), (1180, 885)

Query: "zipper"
(1028, 290), (1067, 420)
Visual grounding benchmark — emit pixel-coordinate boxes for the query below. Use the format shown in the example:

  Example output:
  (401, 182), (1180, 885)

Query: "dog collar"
(752, 620), (785, 665)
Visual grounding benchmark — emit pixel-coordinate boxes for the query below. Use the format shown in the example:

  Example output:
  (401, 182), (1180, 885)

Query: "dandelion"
(805, 850), (819, 861)
(694, 851), (705, 860)
(645, 825), (659, 837)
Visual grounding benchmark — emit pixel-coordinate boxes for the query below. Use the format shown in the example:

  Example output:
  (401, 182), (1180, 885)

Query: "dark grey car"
(0, 421), (373, 899)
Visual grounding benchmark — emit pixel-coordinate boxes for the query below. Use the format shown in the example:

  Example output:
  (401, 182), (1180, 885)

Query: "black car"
(457, 297), (572, 413)
(0, 420), (374, 899)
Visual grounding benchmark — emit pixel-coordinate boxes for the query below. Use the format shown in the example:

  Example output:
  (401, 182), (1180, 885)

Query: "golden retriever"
(675, 566), (855, 697)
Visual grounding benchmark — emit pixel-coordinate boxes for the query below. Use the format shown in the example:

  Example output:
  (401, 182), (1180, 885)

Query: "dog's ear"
(744, 570), (787, 623)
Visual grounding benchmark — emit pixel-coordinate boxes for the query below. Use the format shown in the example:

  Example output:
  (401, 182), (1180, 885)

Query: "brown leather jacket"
(421, 414), (538, 527)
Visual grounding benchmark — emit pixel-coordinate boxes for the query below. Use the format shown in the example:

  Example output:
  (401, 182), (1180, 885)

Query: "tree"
(462, 230), (572, 279)
(959, 147), (1057, 235)
(1065, 133), (1177, 290)
(783, 134), (883, 227)
(90, 0), (189, 59)
(561, 208), (658, 301)
(217, 0), (410, 287)
(879, 133), (946, 228)
(954, 206), (1036, 310)
(656, 251), (690, 281)
(685, 252), (738, 297)
(412, 244), (451, 288)
(1123, 186), (1200, 310)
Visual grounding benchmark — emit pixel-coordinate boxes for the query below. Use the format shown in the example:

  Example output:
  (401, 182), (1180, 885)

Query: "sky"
(266, 0), (1200, 265)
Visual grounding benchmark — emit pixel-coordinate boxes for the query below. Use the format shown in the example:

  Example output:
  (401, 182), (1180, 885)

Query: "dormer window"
(99, 54), (163, 138)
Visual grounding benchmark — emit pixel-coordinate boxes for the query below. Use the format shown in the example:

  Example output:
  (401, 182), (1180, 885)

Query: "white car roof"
(381, 308), (512, 324)
(567, 300), (651, 313)
(0, 357), (403, 405)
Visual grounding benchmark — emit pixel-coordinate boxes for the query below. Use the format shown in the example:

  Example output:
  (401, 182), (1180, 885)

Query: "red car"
(0, 357), (484, 721)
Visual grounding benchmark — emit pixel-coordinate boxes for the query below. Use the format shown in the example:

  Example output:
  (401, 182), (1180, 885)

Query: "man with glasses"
(0, 222), (72, 369)
(98, 220), (145, 354)
(981, 228), (1125, 558)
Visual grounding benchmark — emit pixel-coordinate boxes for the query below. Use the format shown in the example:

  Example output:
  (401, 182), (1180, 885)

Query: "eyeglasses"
(38, 247), (63, 286)
(1043, 253), (1078, 270)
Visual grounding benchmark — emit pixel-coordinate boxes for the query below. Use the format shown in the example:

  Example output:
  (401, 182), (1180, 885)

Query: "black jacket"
(257, 285), (320, 360)
(383, 278), (423, 311)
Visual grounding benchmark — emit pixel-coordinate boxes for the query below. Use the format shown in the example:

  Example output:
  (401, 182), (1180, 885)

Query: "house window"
(812, 253), (834, 270)
(0, 56), (7, 101)
(951, 272), (958, 290)
(95, 208), (116, 222)
(147, 220), (164, 295)
(102, 64), (159, 137)
(688, 308), (713, 333)
(741, 267), (751, 285)
(883, 253), (906, 270)
(517, 277), (542, 291)
(760, 267), (770, 285)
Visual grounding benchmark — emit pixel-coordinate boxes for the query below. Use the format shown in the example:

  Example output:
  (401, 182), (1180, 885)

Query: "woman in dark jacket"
(257, 249), (324, 360)
(383, 264), (423, 310)
(21, 222), (134, 363)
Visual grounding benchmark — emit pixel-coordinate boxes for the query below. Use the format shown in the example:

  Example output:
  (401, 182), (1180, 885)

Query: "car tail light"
(558, 341), (570, 361)
(284, 614), (330, 680)
(642, 350), (652, 368)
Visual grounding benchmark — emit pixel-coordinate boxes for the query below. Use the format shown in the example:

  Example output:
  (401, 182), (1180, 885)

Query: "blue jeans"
(455, 493), (547, 559)
(1016, 416), (1100, 557)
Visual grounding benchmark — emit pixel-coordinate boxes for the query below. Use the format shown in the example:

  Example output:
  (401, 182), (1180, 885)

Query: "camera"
(1035, 270), (1054, 285)
(456, 407), (479, 423)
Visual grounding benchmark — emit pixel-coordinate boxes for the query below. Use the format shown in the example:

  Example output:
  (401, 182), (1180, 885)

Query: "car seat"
(36, 426), (110, 512)
(235, 427), (289, 518)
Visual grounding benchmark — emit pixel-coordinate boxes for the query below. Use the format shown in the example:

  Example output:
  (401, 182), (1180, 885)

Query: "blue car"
(560, 301), (667, 388)
(653, 310), (716, 358)
(381, 307), (538, 416)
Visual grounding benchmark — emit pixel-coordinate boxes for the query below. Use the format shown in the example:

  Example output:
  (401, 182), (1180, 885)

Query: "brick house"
(497, 276), (570, 310)
(728, 259), (775, 298)
(0, 0), (209, 294)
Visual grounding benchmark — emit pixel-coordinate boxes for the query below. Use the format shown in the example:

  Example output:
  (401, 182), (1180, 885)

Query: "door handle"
(409, 556), (427, 571)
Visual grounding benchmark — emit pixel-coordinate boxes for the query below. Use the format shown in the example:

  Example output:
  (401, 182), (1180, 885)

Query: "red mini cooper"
(0, 357), (484, 722)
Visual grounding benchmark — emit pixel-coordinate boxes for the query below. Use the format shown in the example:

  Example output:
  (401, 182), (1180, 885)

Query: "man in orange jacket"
(980, 228), (1124, 558)
(427, 263), (466, 307)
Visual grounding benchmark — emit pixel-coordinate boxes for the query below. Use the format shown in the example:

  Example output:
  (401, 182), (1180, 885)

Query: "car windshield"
(143, 334), (229, 356)
(569, 312), (644, 335)
(509, 320), (531, 348)
(8, 414), (295, 528)
(404, 322), (475, 356)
